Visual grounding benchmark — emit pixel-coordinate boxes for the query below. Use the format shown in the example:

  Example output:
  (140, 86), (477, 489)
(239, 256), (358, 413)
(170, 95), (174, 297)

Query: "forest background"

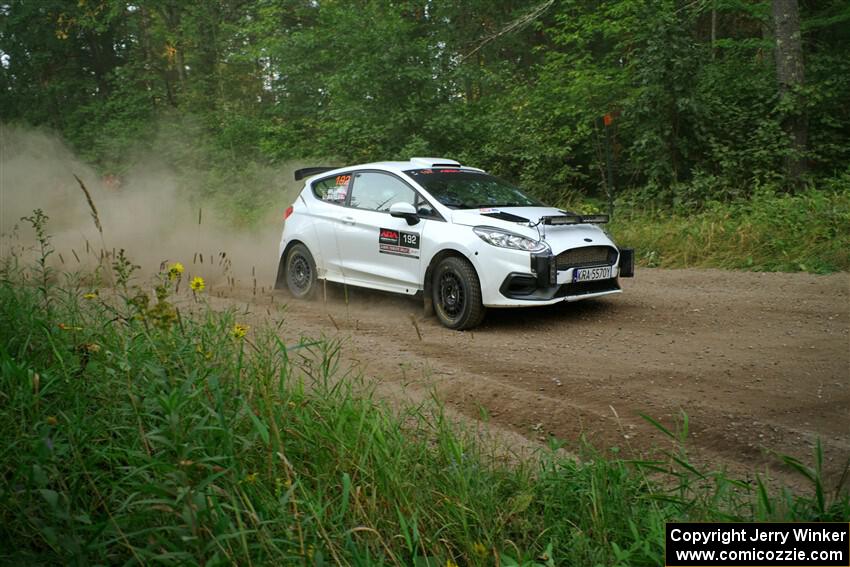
(1, 0), (848, 271)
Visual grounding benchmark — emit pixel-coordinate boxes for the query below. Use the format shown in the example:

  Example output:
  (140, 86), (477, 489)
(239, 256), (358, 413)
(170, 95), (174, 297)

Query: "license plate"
(573, 266), (612, 282)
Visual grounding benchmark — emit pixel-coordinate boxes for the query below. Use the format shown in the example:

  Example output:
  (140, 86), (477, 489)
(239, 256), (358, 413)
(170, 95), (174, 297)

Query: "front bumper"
(490, 247), (634, 306)
(500, 271), (622, 301)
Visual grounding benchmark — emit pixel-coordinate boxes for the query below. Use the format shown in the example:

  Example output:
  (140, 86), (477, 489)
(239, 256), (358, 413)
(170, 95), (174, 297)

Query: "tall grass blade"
(73, 174), (102, 235)
(639, 413), (676, 440)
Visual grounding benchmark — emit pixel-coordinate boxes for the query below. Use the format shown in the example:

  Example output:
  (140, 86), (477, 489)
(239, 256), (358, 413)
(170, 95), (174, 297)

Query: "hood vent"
(481, 211), (530, 223)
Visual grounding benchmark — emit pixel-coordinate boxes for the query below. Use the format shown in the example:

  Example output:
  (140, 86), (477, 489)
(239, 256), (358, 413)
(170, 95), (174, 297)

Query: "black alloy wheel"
(431, 256), (485, 330)
(285, 243), (317, 299)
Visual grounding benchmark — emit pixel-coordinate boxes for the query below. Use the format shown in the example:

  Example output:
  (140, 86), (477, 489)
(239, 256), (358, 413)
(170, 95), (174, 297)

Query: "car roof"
(300, 158), (484, 184)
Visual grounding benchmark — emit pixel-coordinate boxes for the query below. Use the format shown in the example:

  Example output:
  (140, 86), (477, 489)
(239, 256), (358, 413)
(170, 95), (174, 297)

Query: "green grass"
(608, 187), (850, 273)
(0, 218), (848, 566)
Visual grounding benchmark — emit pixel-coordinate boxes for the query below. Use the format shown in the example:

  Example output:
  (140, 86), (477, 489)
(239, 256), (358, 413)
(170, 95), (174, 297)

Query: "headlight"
(473, 226), (549, 253)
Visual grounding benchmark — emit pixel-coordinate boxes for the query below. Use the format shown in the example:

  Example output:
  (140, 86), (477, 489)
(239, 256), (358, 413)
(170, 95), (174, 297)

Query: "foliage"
(611, 183), (850, 272)
(1, 226), (847, 565)
(2, 1), (848, 200)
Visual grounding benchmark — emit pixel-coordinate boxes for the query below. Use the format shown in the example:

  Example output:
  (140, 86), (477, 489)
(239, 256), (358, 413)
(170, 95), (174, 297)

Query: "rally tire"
(431, 256), (485, 330)
(284, 243), (317, 299)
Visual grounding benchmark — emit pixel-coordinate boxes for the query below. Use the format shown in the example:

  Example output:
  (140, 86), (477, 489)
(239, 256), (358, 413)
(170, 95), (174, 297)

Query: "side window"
(312, 174), (351, 204)
(349, 172), (415, 212)
(414, 194), (439, 219)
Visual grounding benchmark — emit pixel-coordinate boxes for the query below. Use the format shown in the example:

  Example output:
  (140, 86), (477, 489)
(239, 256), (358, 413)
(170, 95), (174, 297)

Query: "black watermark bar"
(666, 523), (849, 566)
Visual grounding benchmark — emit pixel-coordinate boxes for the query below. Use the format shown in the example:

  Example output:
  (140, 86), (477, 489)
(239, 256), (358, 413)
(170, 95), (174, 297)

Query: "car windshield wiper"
(476, 202), (532, 208)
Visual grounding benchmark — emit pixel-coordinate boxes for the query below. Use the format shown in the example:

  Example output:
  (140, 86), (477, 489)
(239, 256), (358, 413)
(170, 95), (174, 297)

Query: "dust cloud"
(0, 124), (306, 289)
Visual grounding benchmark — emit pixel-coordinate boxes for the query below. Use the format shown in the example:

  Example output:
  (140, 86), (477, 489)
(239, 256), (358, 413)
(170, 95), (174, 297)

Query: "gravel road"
(213, 268), (849, 487)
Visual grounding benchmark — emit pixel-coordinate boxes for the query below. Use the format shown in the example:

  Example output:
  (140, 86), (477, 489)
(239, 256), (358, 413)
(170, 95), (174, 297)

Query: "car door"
(335, 170), (426, 293)
(305, 174), (353, 280)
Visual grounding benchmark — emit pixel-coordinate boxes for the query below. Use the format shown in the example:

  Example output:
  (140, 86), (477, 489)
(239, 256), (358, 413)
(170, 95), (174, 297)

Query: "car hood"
(450, 206), (616, 254)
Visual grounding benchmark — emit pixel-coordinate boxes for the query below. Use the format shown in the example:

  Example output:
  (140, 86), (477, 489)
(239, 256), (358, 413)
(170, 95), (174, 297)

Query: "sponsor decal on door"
(378, 228), (420, 259)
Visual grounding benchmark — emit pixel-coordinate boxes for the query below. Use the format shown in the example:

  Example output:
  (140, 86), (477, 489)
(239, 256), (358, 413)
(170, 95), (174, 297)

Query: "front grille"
(555, 246), (617, 270)
(555, 278), (621, 298)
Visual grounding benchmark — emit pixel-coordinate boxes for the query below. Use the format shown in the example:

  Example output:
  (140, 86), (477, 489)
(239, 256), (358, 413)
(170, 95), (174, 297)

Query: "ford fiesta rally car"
(275, 157), (634, 330)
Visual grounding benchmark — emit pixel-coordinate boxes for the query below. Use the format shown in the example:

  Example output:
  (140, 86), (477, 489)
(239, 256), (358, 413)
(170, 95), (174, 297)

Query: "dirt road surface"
(215, 268), (850, 488)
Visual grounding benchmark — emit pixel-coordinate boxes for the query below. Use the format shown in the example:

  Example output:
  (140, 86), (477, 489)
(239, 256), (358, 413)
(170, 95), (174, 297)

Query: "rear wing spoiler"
(540, 214), (609, 225)
(294, 167), (336, 181)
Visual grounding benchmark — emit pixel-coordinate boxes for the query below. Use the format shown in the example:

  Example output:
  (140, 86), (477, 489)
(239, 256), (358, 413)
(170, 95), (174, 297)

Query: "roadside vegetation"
(1, 215), (847, 566)
(610, 184), (850, 273)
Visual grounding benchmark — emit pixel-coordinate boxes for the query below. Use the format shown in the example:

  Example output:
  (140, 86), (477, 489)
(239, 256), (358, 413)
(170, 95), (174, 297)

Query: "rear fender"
(275, 240), (304, 290)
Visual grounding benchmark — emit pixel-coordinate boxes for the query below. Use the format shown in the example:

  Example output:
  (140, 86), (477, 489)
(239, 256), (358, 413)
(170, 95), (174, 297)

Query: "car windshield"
(404, 169), (544, 209)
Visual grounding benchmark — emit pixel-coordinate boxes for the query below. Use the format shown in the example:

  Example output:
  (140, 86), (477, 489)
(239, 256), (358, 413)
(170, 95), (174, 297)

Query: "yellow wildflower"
(190, 276), (205, 292)
(168, 262), (185, 280)
(83, 292), (97, 300)
(244, 472), (258, 484)
(445, 560), (458, 567)
(473, 542), (488, 557)
(231, 323), (249, 339)
(46, 416), (58, 426)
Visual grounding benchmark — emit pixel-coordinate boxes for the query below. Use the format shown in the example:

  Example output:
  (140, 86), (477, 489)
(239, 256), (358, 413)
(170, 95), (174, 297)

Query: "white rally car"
(275, 157), (634, 329)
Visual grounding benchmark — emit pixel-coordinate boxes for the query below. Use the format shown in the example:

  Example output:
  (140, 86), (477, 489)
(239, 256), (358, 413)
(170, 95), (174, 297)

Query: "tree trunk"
(710, 0), (717, 59)
(159, 3), (186, 87)
(772, 0), (807, 187)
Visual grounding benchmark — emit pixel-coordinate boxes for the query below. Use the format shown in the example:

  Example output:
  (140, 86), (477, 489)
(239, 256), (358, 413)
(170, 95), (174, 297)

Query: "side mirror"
(389, 202), (420, 225)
